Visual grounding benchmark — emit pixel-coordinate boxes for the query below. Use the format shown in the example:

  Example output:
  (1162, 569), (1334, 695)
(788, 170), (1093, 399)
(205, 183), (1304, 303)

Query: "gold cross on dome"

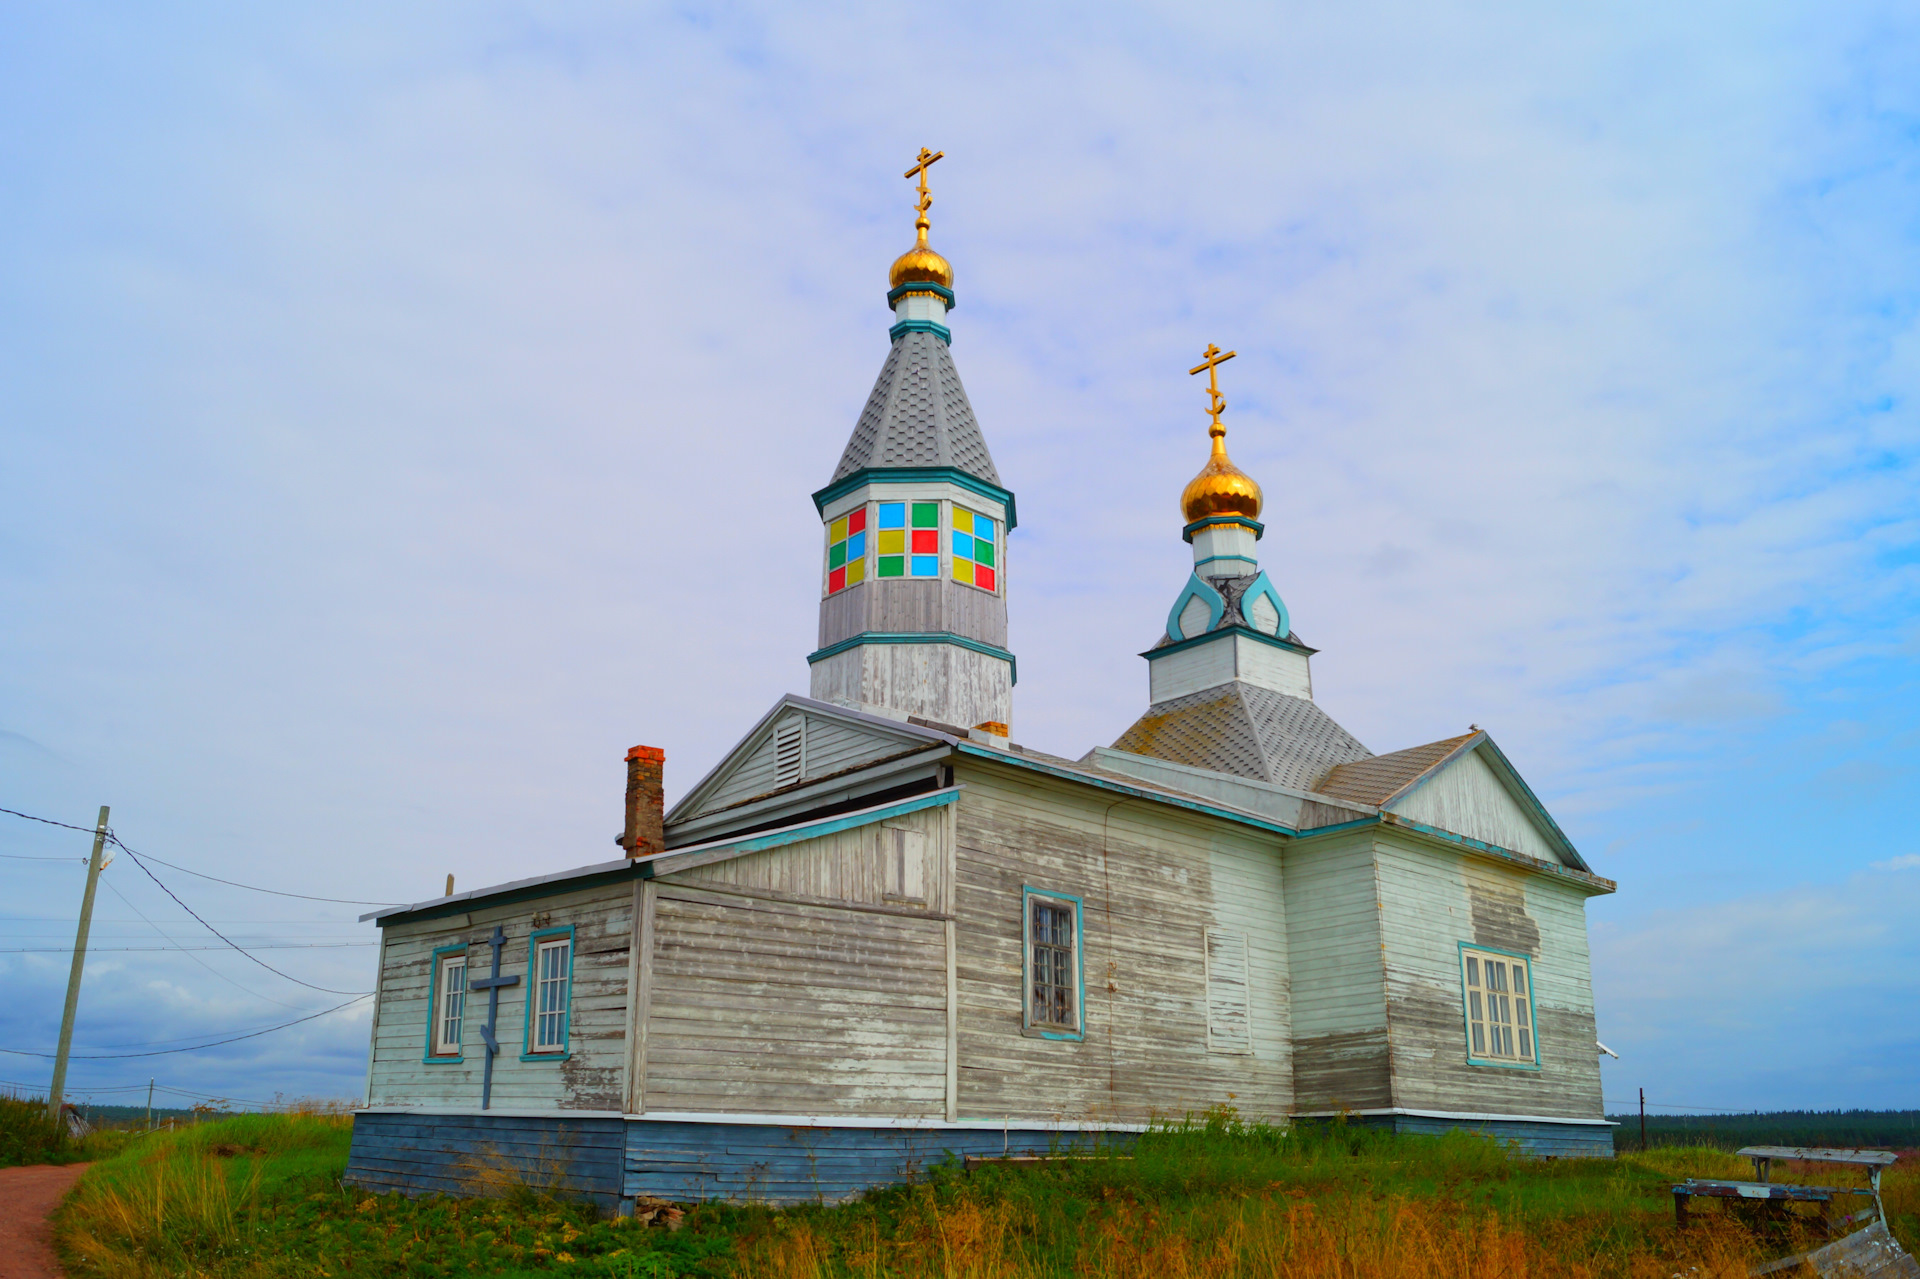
(905, 147), (943, 234)
(1189, 343), (1237, 428)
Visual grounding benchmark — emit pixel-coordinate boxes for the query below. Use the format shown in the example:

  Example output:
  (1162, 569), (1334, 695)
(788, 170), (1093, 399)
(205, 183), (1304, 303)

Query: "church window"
(826, 507), (867, 594)
(426, 947), (467, 1060)
(526, 929), (573, 1056)
(1462, 947), (1536, 1066)
(875, 501), (941, 578)
(951, 506), (997, 592)
(1023, 887), (1083, 1038)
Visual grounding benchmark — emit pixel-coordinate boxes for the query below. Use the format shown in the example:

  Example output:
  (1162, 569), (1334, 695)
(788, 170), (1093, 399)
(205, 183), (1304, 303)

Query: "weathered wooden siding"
(950, 762), (1292, 1125)
(1390, 749), (1561, 865)
(1328, 1113), (1614, 1157)
(817, 577), (1009, 649)
(642, 879), (949, 1117)
(345, 1112), (626, 1209)
(625, 1120), (1120, 1206)
(1283, 830), (1392, 1112)
(808, 643), (1012, 730)
(367, 882), (633, 1112)
(1372, 835), (1604, 1121)
(671, 800), (951, 913)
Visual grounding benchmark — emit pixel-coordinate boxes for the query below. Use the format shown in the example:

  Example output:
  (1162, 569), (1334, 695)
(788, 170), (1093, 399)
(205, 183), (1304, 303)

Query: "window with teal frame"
(1460, 943), (1539, 1069)
(1022, 886), (1084, 1041)
(423, 943), (468, 1062)
(521, 925), (574, 1060)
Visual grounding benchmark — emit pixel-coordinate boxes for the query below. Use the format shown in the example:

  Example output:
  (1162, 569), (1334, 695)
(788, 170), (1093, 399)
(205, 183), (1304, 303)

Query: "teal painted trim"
(422, 943), (469, 1064)
(1193, 554), (1258, 571)
(521, 925), (576, 1062)
(889, 319), (951, 343)
(807, 631), (1017, 687)
(646, 789), (964, 878)
(1022, 885), (1087, 1042)
(1293, 816), (1381, 839)
(1143, 622), (1314, 662)
(811, 468), (1018, 531)
(1241, 571), (1292, 640)
(380, 867), (638, 927)
(1388, 818), (1613, 894)
(1467, 738), (1591, 873)
(1458, 941), (1542, 1071)
(952, 743), (1299, 837)
(1165, 572), (1226, 642)
(1182, 514), (1264, 544)
(887, 281), (956, 307)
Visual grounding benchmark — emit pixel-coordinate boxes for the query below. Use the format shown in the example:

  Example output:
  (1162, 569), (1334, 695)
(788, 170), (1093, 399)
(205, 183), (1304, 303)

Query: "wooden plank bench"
(1672, 1145), (1908, 1274)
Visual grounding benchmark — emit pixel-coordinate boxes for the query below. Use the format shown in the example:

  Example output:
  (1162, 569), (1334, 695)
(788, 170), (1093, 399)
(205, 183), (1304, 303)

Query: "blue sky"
(2, 3), (1916, 1114)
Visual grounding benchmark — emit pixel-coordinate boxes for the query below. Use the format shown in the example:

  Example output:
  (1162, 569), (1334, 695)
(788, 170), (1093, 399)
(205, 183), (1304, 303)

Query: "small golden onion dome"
(889, 228), (953, 290)
(1181, 426), (1263, 523)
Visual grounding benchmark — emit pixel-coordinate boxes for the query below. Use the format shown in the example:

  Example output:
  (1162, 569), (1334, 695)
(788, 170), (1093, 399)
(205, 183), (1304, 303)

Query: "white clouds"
(1872, 854), (1920, 872)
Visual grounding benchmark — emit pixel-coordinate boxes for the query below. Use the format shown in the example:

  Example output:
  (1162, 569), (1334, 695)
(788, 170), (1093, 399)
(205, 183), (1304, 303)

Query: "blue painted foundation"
(1312, 1113), (1615, 1157)
(345, 1112), (1131, 1211)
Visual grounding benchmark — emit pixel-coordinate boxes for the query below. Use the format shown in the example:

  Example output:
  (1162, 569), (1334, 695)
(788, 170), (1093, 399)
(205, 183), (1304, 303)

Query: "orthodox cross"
(904, 146), (943, 238)
(1189, 344), (1237, 430)
(467, 924), (520, 1111)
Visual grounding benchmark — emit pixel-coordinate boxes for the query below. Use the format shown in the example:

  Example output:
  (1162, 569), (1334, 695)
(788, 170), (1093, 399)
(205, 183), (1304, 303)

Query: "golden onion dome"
(889, 230), (953, 290)
(1181, 425), (1263, 523)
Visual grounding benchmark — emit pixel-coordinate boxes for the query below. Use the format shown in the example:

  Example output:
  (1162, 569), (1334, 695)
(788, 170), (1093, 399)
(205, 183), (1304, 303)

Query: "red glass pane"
(847, 507), (866, 534)
(911, 529), (938, 554)
(976, 566), (995, 592)
(828, 566), (846, 593)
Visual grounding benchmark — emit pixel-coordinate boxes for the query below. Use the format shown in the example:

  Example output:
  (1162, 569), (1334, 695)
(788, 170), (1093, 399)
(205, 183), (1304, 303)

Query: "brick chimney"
(623, 746), (665, 859)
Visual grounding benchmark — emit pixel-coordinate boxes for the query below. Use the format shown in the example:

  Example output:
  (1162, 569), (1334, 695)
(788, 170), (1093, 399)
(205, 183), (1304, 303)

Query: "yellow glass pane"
(830, 516), (848, 543)
(877, 529), (905, 554)
(953, 559), (974, 585)
(845, 557), (866, 585)
(953, 507), (973, 534)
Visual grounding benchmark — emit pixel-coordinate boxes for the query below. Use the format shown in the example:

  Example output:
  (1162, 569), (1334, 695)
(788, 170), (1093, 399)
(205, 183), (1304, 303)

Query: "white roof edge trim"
(356, 1106), (1152, 1131)
(362, 785), (964, 924)
(1290, 1108), (1615, 1127)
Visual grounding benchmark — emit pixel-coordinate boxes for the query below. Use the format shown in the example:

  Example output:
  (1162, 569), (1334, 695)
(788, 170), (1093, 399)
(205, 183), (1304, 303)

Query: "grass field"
(48, 1108), (1920, 1278)
(0, 1093), (143, 1168)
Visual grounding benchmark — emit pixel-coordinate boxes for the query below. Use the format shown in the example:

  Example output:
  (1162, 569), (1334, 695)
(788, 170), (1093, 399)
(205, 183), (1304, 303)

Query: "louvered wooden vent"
(773, 720), (805, 788)
(1204, 927), (1252, 1055)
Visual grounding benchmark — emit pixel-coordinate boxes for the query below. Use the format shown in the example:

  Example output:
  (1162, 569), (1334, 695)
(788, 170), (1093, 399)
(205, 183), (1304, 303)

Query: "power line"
(0, 994), (371, 1059)
(101, 878), (309, 1011)
(109, 842), (367, 997)
(2, 943), (375, 952)
(0, 852), (82, 861)
(0, 807), (104, 837)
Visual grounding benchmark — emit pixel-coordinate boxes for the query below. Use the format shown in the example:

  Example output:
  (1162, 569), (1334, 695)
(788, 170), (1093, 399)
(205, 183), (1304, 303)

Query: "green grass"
(0, 1093), (143, 1168)
(49, 1108), (1920, 1278)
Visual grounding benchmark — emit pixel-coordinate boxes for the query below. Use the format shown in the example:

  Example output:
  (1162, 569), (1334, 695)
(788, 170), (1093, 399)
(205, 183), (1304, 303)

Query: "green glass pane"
(877, 555), (905, 577)
(973, 540), (994, 568)
(911, 502), (939, 528)
(828, 542), (847, 569)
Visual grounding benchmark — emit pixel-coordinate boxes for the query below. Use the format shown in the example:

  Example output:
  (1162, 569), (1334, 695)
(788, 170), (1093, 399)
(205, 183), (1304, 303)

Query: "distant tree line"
(1602, 1109), (1920, 1150)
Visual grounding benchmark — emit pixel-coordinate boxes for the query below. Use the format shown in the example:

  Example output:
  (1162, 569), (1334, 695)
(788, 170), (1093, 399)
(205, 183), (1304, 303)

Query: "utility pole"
(47, 805), (109, 1121)
(146, 1078), (155, 1131)
(1640, 1087), (1647, 1152)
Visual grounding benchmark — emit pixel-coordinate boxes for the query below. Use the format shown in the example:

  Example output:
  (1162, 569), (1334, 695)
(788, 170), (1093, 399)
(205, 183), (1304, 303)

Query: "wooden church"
(345, 152), (1616, 1210)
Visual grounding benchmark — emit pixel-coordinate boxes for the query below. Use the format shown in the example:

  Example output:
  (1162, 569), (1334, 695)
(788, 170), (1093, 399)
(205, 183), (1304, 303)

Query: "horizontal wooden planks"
(642, 882), (948, 1116)
(344, 1112), (627, 1209)
(671, 801), (949, 913)
(1283, 830), (1391, 1111)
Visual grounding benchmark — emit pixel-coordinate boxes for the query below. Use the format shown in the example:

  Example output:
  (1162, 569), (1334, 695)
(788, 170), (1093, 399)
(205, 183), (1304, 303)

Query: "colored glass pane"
(911, 554), (938, 577)
(847, 530), (865, 560)
(845, 557), (865, 586)
(911, 502), (939, 529)
(952, 505), (998, 593)
(826, 505), (870, 595)
(878, 502), (906, 529)
(911, 529), (939, 555)
(878, 555), (905, 577)
(828, 566), (846, 593)
(847, 507), (866, 535)
(877, 529), (905, 555)
(829, 541), (847, 569)
(830, 515), (848, 543)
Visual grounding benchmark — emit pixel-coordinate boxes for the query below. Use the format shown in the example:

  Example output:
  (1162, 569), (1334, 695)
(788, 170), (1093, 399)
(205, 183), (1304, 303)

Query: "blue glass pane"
(910, 555), (938, 577)
(974, 515), (994, 541)
(846, 530), (865, 559)
(951, 531), (974, 561)
(878, 502), (906, 529)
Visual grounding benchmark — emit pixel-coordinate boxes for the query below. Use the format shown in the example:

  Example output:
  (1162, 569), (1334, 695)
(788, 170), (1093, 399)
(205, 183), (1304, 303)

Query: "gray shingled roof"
(1316, 732), (1477, 807)
(830, 330), (1001, 486)
(1110, 682), (1372, 792)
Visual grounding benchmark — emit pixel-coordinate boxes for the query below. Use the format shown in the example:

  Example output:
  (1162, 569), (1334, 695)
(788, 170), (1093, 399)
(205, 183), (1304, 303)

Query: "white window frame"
(1022, 886), (1084, 1040)
(524, 929), (573, 1058)
(1460, 944), (1539, 1069)
(426, 947), (466, 1060)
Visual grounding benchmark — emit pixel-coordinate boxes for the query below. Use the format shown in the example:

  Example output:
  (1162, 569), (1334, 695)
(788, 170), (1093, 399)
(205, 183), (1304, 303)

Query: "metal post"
(47, 806), (109, 1120)
(146, 1078), (154, 1131)
(1639, 1088), (1647, 1152)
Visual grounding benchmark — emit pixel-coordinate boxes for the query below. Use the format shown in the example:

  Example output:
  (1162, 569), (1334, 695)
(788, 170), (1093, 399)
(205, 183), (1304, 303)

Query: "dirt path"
(0, 1164), (88, 1279)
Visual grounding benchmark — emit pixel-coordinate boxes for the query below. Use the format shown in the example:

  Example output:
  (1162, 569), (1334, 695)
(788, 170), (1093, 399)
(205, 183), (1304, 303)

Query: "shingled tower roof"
(830, 329), (1001, 487)
(1110, 683), (1372, 792)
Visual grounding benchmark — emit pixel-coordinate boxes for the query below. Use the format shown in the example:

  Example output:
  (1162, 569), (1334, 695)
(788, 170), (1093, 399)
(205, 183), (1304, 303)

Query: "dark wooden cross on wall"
(468, 925), (520, 1111)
